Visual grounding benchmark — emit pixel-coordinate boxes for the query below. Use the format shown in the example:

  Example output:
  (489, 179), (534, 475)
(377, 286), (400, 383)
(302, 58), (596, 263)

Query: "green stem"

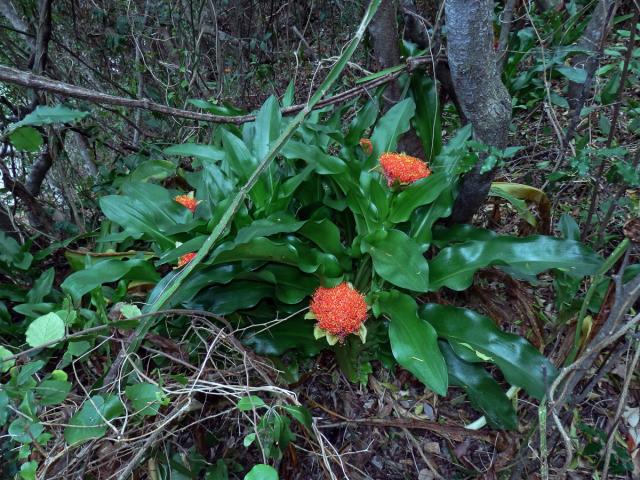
(353, 255), (372, 292)
(539, 398), (548, 480)
(128, 0), (383, 356)
(564, 238), (630, 365)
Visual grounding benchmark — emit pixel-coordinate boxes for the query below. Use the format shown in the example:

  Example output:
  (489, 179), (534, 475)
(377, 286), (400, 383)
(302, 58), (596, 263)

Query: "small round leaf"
(25, 312), (65, 348)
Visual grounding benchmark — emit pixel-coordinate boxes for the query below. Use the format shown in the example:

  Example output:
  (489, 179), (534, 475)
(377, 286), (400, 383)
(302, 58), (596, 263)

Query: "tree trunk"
(445, 0), (512, 224)
(567, 0), (617, 111)
(369, 0), (402, 106)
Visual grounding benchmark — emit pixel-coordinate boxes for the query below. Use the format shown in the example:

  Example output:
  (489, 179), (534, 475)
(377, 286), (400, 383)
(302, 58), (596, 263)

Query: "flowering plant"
(63, 87), (601, 430)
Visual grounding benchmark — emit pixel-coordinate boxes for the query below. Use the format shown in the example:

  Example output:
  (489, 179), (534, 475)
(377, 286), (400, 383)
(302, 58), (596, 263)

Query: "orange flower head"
(310, 282), (368, 338)
(379, 152), (431, 186)
(174, 194), (200, 213)
(177, 252), (197, 268)
(359, 138), (373, 155)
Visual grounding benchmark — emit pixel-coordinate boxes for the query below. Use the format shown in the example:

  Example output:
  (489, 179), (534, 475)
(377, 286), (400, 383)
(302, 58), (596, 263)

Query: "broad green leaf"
(281, 141), (348, 174)
(13, 105), (87, 128)
(8, 418), (44, 443)
(0, 231), (32, 270)
(252, 96), (282, 161)
(489, 186), (536, 226)
(440, 341), (517, 430)
(298, 218), (348, 261)
(236, 264), (319, 304)
(243, 317), (324, 357)
(409, 187), (454, 248)
(345, 98), (379, 145)
(19, 461), (37, 480)
(237, 396), (266, 411)
(410, 74), (441, 161)
(9, 126), (42, 152)
(25, 312), (65, 348)
(369, 98), (416, 167)
(421, 304), (557, 399)
(99, 182), (194, 249)
(361, 229), (429, 292)
(282, 80), (295, 107)
(556, 66), (587, 83)
(61, 258), (159, 302)
(244, 464), (278, 480)
(282, 405), (312, 429)
(64, 395), (124, 445)
(26, 267), (55, 303)
(125, 383), (167, 416)
(163, 143), (225, 161)
(0, 345), (15, 372)
(234, 212), (306, 245)
(126, 160), (176, 183)
(190, 281), (274, 314)
(389, 172), (448, 223)
(221, 129), (269, 205)
(35, 380), (72, 405)
(0, 391), (8, 425)
(16, 360), (45, 385)
(601, 71), (620, 105)
(211, 236), (342, 278)
(377, 290), (447, 395)
(429, 234), (602, 291)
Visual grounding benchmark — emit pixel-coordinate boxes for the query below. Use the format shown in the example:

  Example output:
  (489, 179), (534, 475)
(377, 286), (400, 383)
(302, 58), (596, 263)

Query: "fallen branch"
(0, 53), (424, 126)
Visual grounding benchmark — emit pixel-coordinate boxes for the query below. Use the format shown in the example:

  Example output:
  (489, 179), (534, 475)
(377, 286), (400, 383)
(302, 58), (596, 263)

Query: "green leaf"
(244, 464), (278, 480)
(0, 230), (32, 270)
(0, 346), (15, 372)
(362, 229), (429, 292)
(61, 258), (159, 302)
(489, 185), (536, 226)
(163, 143), (225, 161)
(429, 233), (602, 291)
(282, 405), (312, 429)
(281, 141), (347, 174)
(234, 212), (306, 245)
(556, 66), (587, 83)
(389, 172), (448, 223)
(8, 418), (43, 443)
(369, 98), (416, 166)
(252, 96), (281, 162)
(440, 341), (517, 430)
(64, 395), (124, 446)
(25, 312), (65, 348)
(126, 159), (177, 184)
(601, 71), (620, 105)
(410, 74), (441, 161)
(125, 383), (167, 416)
(191, 281), (274, 314)
(409, 187), (454, 247)
(345, 98), (379, 145)
(13, 105), (88, 128)
(237, 396), (266, 411)
(26, 267), (55, 303)
(35, 380), (72, 405)
(243, 317), (324, 357)
(211, 236), (342, 278)
(19, 461), (38, 480)
(9, 127), (43, 152)
(376, 291), (447, 395)
(420, 304), (557, 399)
(99, 182), (194, 249)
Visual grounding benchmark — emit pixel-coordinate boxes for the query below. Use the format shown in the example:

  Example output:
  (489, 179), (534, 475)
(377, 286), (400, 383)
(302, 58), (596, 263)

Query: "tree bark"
(0, 0), (34, 50)
(445, 0), (512, 224)
(369, 0), (402, 106)
(567, 0), (617, 111)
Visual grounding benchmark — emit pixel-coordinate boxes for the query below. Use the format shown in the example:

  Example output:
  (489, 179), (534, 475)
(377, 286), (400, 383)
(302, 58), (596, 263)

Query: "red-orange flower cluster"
(379, 152), (431, 186)
(174, 194), (199, 213)
(310, 282), (367, 337)
(177, 252), (197, 268)
(359, 138), (373, 155)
